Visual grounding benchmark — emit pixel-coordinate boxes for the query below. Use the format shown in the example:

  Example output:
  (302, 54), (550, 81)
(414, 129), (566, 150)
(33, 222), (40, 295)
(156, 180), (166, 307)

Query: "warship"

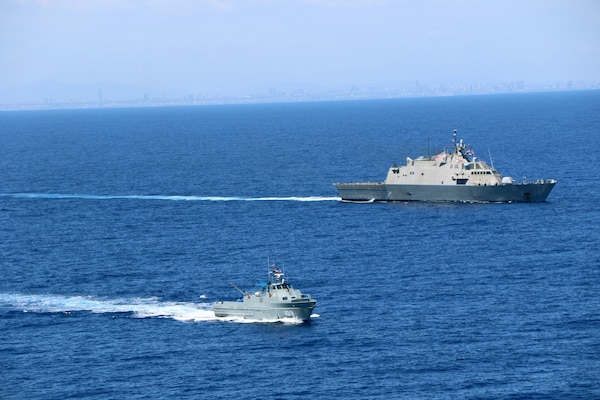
(334, 130), (557, 203)
(213, 263), (316, 322)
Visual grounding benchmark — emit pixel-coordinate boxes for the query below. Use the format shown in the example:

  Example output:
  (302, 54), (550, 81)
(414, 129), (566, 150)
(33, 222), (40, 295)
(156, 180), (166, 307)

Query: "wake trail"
(0, 293), (216, 323)
(0, 193), (341, 202)
(0, 293), (310, 324)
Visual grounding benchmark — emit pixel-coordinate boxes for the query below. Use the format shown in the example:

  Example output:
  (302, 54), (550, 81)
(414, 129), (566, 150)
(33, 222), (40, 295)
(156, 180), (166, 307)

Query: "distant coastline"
(1, 80), (598, 111)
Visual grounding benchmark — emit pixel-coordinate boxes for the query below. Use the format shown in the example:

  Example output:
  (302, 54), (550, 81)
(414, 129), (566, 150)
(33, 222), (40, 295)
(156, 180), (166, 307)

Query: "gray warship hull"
(335, 180), (557, 203)
(335, 130), (557, 203)
(213, 298), (316, 321)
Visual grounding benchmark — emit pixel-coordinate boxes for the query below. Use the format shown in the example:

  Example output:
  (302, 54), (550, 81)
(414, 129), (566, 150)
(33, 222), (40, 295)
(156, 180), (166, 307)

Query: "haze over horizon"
(1, 0), (599, 104)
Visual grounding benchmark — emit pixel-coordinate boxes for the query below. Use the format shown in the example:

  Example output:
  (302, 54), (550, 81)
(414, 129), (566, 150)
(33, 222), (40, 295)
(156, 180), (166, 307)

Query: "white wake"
(0, 293), (313, 324)
(0, 293), (216, 322)
(0, 193), (341, 202)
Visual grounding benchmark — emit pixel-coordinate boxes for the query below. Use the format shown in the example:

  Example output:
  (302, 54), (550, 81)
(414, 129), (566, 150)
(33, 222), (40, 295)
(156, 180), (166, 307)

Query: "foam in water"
(0, 193), (341, 202)
(0, 293), (313, 324)
(0, 293), (215, 322)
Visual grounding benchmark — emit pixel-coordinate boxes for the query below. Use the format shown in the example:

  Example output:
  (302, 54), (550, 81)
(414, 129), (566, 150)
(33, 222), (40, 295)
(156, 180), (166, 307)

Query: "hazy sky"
(1, 0), (599, 97)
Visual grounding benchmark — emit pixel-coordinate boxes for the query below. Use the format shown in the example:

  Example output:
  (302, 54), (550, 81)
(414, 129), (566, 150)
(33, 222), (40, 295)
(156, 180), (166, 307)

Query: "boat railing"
(522, 178), (558, 185)
(334, 181), (384, 186)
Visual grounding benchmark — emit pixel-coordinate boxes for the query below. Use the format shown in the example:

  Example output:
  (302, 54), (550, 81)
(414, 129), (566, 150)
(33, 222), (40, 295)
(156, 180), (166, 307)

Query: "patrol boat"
(334, 130), (557, 203)
(213, 264), (316, 322)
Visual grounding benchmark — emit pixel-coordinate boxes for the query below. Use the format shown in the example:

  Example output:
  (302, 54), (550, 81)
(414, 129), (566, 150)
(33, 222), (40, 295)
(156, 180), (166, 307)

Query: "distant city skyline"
(1, 78), (598, 111)
(1, 0), (599, 108)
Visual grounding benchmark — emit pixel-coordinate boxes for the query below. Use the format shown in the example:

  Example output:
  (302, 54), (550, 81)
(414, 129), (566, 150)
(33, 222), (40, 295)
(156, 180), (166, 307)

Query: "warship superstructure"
(213, 264), (316, 322)
(334, 130), (556, 202)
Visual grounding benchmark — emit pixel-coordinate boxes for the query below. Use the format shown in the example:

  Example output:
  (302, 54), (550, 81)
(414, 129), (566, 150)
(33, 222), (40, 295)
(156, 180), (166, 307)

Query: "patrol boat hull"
(213, 299), (316, 321)
(335, 130), (557, 203)
(335, 180), (557, 203)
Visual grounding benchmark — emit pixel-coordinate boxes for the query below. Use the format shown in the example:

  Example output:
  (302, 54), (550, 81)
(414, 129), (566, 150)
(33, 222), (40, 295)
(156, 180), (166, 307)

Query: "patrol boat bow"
(334, 130), (557, 203)
(213, 264), (316, 322)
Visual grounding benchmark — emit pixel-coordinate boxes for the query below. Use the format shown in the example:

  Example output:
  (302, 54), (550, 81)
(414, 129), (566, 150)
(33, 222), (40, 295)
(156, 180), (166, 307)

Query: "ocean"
(1, 91), (599, 399)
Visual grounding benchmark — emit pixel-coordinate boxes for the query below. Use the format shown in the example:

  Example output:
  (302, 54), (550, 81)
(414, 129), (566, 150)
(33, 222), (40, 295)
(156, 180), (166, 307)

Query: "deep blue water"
(1, 91), (599, 399)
